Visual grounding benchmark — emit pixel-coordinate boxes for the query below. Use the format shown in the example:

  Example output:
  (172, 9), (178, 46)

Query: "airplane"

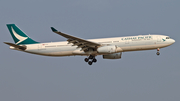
(4, 24), (175, 65)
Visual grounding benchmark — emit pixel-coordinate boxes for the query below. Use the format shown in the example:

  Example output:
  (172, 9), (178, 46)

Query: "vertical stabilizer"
(6, 24), (38, 45)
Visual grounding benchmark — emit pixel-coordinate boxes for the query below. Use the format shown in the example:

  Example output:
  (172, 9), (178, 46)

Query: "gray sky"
(1, 0), (180, 101)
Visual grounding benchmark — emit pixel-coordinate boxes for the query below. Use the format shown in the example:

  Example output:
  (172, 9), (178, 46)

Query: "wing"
(51, 27), (101, 51)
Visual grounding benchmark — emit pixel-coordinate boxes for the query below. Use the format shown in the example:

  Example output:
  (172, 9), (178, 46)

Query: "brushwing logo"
(162, 39), (166, 42)
(11, 26), (28, 44)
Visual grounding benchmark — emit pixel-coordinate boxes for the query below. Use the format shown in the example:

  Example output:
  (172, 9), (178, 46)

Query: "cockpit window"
(166, 37), (170, 39)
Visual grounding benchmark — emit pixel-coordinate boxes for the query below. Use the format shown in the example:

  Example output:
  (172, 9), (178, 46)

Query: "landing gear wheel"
(85, 55), (97, 65)
(156, 52), (160, 56)
(89, 55), (93, 59)
(92, 58), (97, 63)
(88, 61), (93, 65)
(84, 58), (89, 62)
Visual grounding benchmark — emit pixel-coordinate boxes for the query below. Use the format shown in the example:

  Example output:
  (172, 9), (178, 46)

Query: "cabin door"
(38, 44), (46, 50)
(125, 40), (129, 44)
(157, 37), (161, 42)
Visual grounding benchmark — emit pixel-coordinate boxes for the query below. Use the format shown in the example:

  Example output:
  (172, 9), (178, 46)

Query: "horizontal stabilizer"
(4, 42), (26, 50)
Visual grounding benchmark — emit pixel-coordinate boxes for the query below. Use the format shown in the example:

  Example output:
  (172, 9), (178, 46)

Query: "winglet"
(51, 27), (58, 32)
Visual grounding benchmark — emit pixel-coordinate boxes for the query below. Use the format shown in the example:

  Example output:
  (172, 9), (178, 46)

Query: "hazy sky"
(1, 0), (180, 101)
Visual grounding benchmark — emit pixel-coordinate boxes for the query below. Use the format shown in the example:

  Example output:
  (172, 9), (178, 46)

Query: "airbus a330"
(4, 24), (175, 65)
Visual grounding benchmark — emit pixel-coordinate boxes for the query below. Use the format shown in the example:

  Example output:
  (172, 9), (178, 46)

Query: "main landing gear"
(156, 48), (160, 56)
(84, 55), (97, 65)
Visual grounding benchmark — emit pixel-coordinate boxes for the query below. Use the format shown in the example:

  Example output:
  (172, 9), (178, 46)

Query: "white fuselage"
(11, 35), (175, 56)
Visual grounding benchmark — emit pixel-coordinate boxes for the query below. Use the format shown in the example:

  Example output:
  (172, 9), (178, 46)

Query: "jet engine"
(97, 45), (123, 54)
(103, 52), (122, 59)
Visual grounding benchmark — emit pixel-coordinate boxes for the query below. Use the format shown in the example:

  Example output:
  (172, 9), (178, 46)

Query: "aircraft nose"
(171, 39), (175, 44)
(173, 39), (175, 43)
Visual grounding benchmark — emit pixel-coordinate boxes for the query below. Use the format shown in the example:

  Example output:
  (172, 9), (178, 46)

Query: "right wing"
(51, 27), (101, 51)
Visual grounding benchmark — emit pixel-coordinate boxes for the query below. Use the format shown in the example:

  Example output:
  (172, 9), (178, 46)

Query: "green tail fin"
(6, 24), (39, 45)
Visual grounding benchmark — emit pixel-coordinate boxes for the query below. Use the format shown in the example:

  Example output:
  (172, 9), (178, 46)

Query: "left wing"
(51, 27), (101, 51)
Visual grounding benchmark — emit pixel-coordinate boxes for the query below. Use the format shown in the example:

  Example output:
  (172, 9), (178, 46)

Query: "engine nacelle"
(97, 45), (123, 54)
(103, 52), (122, 59)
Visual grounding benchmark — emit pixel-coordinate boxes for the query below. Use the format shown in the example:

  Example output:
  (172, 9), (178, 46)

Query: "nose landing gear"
(84, 55), (97, 65)
(156, 48), (160, 56)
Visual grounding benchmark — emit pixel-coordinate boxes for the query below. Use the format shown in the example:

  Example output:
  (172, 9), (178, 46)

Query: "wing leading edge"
(51, 27), (101, 51)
